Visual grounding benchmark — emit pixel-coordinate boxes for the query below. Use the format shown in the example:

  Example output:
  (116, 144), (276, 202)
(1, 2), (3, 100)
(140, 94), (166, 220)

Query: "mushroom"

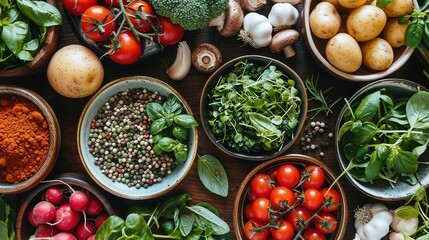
(271, 0), (303, 5)
(269, 29), (300, 58)
(191, 43), (222, 73)
(208, 0), (244, 37)
(240, 0), (267, 12)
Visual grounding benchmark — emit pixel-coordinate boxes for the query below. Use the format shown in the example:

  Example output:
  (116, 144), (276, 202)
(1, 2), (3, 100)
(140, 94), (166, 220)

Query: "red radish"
(87, 235), (95, 240)
(28, 211), (42, 227)
(33, 201), (56, 224)
(85, 198), (103, 216)
(95, 213), (108, 229)
(45, 186), (64, 205)
(75, 221), (96, 240)
(69, 191), (89, 211)
(52, 232), (77, 240)
(35, 224), (58, 237)
(54, 203), (81, 231)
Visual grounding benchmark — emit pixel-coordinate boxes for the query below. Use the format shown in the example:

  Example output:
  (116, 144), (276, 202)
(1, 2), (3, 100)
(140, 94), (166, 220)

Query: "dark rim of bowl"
(200, 55), (308, 161)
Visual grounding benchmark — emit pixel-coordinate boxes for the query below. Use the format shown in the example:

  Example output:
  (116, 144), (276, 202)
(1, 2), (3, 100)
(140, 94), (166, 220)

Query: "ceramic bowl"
(77, 76), (198, 200)
(0, 0), (60, 78)
(233, 154), (348, 240)
(200, 55), (307, 161)
(16, 173), (115, 240)
(0, 86), (61, 194)
(335, 79), (429, 200)
(301, 0), (417, 82)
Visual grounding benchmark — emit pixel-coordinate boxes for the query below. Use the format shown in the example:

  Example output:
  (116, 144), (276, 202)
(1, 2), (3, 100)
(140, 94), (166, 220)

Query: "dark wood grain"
(3, 1), (428, 239)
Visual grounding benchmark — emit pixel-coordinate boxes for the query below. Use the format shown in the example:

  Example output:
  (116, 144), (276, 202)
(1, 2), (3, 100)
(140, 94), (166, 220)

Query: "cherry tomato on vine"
(243, 220), (269, 240)
(81, 5), (116, 42)
(293, 190), (303, 208)
(302, 229), (326, 240)
(251, 198), (270, 223)
(303, 188), (323, 210)
(248, 189), (258, 202)
(287, 207), (311, 231)
(269, 186), (295, 210)
(245, 203), (255, 220)
(63, 0), (96, 16)
(276, 164), (300, 188)
(126, 0), (155, 33)
(157, 16), (184, 45)
(320, 188), (341, 212)
(102, 0), (127, 7)
(302, 165), (325, 189)
(270, 220), (294, 240)
(268, 167), (278, 182)
(251, 173), (273, 198)
(314, 212), (337, 234)
(109, 30), (143, 65)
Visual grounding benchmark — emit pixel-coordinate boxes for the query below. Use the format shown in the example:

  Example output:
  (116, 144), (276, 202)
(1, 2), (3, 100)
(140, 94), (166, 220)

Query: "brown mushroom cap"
(269, 29), (300, 58)
(191, 43), (222, 73)
(209, 0), (244, 38)
(240, 0), (267, 12)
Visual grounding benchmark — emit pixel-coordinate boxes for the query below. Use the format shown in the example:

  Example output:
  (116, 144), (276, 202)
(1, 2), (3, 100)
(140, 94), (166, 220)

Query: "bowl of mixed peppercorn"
(77, 76), (198, 200)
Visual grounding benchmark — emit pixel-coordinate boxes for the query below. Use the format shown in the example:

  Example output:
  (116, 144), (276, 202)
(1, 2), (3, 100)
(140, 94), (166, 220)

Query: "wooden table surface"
(3, 2), (428, 239)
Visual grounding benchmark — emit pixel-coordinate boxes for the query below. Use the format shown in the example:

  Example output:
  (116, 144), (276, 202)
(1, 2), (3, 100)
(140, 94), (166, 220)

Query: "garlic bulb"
(238, 12), (272, 48)
(391, 206), (419, 236)
(268, 3), (299, 31)
(354, 203), (392, 240)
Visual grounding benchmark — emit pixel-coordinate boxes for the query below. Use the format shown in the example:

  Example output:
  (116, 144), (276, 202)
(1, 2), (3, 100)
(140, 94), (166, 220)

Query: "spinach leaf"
(2, 21), (29, 55)
(197, 155), (229, 197)
(16, 0), (62, 26)
(146, 102), (165, 120)
(158, 193), (191, 219)
(186, 205), (230, 235)
(96, 216), (125, 240)
(407, 91), (429, 130)
(354, 91), (380, 121)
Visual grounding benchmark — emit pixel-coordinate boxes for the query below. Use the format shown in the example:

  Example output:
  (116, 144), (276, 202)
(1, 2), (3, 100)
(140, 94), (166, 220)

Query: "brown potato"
(326, 33), (362, 72)
(381, 0), (413, 17)
(383, 18), (409, 47)
(361, 38), (394, 70)
(339, 0), (366, 9)
(346, 5), (387, 42)
(310, 2), (342, 39)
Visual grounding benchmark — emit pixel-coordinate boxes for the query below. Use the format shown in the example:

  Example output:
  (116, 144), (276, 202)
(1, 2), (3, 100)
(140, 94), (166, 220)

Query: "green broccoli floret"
(150, 0), (229, 30)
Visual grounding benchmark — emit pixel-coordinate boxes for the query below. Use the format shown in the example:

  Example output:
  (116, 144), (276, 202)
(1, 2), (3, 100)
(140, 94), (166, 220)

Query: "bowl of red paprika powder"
(0, 86), (61, 194)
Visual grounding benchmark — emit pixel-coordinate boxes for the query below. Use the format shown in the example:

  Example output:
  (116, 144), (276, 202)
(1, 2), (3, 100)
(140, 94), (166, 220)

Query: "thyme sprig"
(304, 75), (341, 119)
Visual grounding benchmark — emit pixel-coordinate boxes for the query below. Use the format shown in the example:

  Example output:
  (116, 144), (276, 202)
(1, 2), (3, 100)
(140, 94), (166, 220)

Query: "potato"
(326, 33), (362, 72)
(322, 0), (349, 13)
(339, 0), (366, 9)
(310, 2), (342, 39)
(383, 18), (409, 47)
(381, 0), (413, 17)
(361, 38), (394, 71)
(47, 45), (104, 98)
(346, 5), (387, 42)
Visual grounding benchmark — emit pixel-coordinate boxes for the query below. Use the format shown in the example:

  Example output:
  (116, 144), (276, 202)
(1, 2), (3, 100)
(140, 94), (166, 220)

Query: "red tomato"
(302, 165), (325, 189)
(244, 220), (269, 240)
(251, 173), (273, 198)
(320, 188), (341, 212)
(287, 207), (311, 230)
(248, 190), (258, 202)
(303, 188), (323, 210)
(126, 0), (155, 33)
(251, 198), (270, 223)
(276, 164), (300, 188)
(293, 190), (303, 208)
(269, 186), (295, 210)
(81, 6), (116, 42)
(157, 16), (184, 45)
(302, 229), (327, 240)
(268, 167), (278, 182)
(245, 203), (255, 220)
(63, 0), (96, 16)
(314, 212), (337, 234)
(109, 30), (143, 64)
(102, 0), (127, 7)
(270, 220), (294, 240)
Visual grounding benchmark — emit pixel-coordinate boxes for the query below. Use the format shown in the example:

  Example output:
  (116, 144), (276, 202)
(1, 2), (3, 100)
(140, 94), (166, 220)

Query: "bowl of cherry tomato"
(233, 154), (348, 240)
(62, 0), (185, 64)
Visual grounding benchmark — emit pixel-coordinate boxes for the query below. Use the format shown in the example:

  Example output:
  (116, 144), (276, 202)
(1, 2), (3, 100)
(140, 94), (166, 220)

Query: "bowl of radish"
(16, 173), (114, 240)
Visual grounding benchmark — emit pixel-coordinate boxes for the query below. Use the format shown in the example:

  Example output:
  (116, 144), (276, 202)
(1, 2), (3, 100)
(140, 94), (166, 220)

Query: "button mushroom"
(191, 43), (222, 73)
(208, 0), (244, 37)
(269, 29), (300, 58)
(240, 0), (267, 12)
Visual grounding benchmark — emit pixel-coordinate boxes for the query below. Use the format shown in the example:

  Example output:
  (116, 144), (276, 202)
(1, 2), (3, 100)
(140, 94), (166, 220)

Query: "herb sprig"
(304, 75), (341, 119)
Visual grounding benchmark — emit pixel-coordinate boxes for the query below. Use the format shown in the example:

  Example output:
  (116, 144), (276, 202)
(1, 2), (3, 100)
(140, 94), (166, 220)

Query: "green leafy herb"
(304, 75), (341, 119)
(197, 154), (229, 197)
(0, 197), (16, 240)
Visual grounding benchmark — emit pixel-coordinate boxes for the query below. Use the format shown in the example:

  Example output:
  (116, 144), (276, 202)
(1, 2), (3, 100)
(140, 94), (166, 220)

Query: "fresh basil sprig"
(197, 154), (229, 197)
(146, 94), (198, 163)
(0, 197), (16, 240)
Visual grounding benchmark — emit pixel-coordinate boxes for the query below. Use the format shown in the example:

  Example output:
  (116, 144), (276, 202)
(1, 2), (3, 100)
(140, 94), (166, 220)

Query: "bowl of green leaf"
(200, 55), (307, 161)
(335, 78), (429, 201)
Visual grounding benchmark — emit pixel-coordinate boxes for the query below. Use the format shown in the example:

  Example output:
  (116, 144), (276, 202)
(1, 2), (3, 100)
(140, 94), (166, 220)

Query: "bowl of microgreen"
(200, 55), (307, 161)
(335, 78), (429, 201)
(77, 76), (198, 200)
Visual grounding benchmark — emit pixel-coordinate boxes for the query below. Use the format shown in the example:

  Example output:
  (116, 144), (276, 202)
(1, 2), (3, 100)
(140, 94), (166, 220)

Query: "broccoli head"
(150, 0), (229, 30)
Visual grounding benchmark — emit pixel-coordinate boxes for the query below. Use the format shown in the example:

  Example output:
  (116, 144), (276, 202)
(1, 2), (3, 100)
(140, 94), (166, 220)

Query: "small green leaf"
(395, 206), (419, 219)
(16, 0), (62, 26)
(198, 155), (229, 197)
(365, 151), (383, 180)
(376, 0), (392, 8)
(406, 18), (425, 48)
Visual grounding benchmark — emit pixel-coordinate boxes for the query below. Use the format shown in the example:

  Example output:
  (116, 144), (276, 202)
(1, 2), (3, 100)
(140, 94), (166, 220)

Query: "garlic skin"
(167, 41), (191, 81)
(238, 12), (272, 48)
(391, 206), (419, 236)
(389, 232), (406, 240)
(354, 203), (392, 240)
(268, 3), (299, 31)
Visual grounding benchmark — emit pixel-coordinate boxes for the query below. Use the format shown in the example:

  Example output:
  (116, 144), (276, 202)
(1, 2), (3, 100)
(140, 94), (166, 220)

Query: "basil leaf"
(420, 0), (429, 10)
(174, 149), (188, 163)
(95, 216), (125, 240)
(406, 18), (425, 48)
(196, 202), (219, 216)
(394, 150), (418, 174)
(0, 222), (7, 240)
(164, 94), (183, 115)
(158, 193), (192, 219)
(365, 151), (382, 180)
(123, 213), (154, 240)
(146, 102), (165, 120)
(354, 91), (380, 121)
(157, 137), (178, 152)
(150, 118), (167, 135)
(407, 91), (429, 129)
(248, 112), (277, 135)
(395, 206), (419, 219)
(198, 155), (229, 197)
(2, 21), (29, 55)
(376, 0), (392, 8)
(16, 0), (62, 26)
(173, 114), (198, 128)
(186, 206), (230, 235)
(179, 208), (194, 236)
(172, 125), (188, 140)
(18, 50), (32, 61)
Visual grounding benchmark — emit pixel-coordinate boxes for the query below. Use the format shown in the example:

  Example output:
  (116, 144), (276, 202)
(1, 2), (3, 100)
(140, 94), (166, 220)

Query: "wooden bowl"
(77, 76), (198, 200)
(200, 55), (307, 161)
(16, 173), (115, 240)
(233, 154), (348, 240)
(0, 0), (60, 78)
(301, 0), (417, 82)
(0, 86), (61, 194)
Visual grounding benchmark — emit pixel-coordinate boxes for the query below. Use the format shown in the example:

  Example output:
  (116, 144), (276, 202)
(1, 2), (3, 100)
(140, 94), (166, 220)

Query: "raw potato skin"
(47, 45), (104, 98)
(383, 18), (409, 47)
(310, 2), (342, 39)
(326, 33), (362, 72)
(381, 0), (413, 17)
(339, 0), (366, 9)
(346, 5), (387, 42)
(322, 0), (349, 13)
(361, 38), (394, 70)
